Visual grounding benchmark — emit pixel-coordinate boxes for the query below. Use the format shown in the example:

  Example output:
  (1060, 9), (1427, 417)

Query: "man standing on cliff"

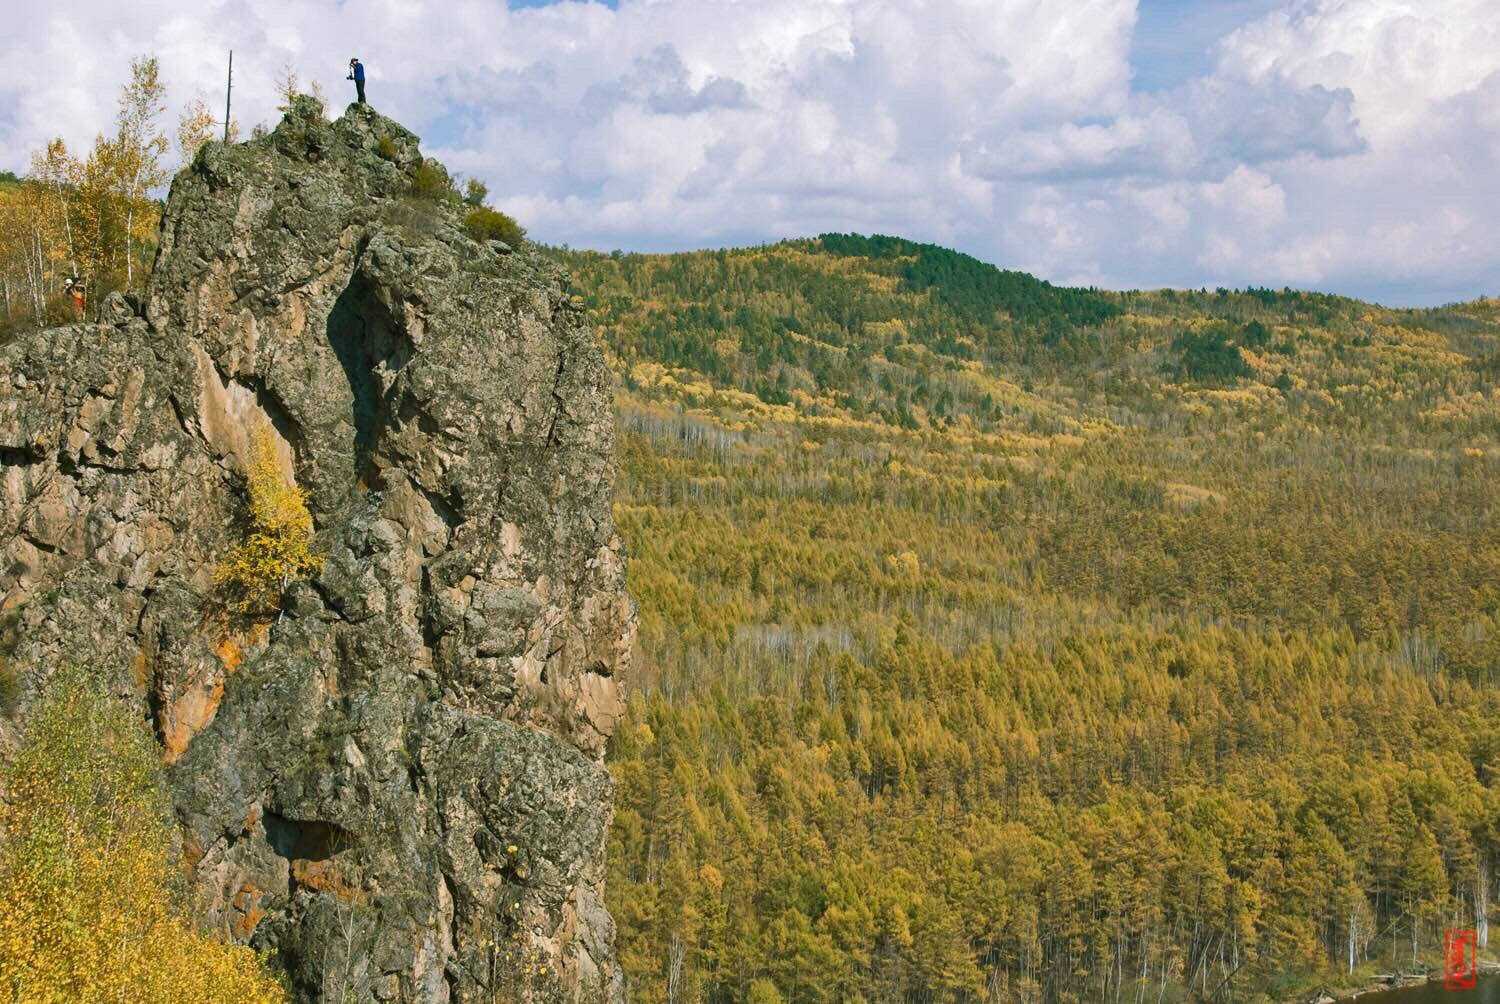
(348, 58), (365, 104)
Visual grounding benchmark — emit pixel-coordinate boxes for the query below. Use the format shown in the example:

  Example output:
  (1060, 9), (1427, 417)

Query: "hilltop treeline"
(560, 239), (1500, 1003)
(818, 232), (1120, 331)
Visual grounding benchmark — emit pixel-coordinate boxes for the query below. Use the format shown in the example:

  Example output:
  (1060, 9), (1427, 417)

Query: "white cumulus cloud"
(0, 0), (1494, 305)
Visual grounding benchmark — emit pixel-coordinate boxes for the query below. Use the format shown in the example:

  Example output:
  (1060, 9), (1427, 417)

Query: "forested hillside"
(8, 46), (1498, 1004)
(559, 237), (1500, 1002)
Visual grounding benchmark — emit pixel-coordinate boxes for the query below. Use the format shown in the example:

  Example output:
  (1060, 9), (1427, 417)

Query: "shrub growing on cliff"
(409, 158), (452, 201)
(0, 668), (285, 1001)
(216, 429), (323, 615)
(463, 206), (526, 248)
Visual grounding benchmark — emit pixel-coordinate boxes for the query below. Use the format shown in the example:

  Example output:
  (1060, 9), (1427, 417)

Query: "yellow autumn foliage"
(0, 669), (285, 1002)
(215, 429), (323, 614)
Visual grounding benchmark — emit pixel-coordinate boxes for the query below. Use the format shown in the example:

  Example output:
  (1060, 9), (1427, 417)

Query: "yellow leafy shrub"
(0, 668), (285, 1002)
(215, 429), (323, 615)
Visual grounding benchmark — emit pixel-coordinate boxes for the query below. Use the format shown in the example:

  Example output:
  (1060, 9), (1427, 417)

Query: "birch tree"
(177, 94), (218, 166)
(113, 55), (168, 288)
(177, 91), (239, 166)
(28, 138), (79, 275)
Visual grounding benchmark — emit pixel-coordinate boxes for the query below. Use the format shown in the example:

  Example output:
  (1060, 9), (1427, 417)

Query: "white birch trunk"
(49, 177), (78, 275)
(26, 225), (44, 325)
(667, 933), (685, 1004)
(1348, 903), (1357, 975)
(1478, 856), (1490, 950)
(124, 187), (136, 287)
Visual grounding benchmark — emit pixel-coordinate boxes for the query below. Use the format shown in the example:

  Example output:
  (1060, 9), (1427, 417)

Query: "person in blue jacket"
(348, 58), (366, 104)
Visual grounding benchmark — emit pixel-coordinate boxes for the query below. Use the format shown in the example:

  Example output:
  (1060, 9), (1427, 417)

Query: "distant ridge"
(816, 232), (1120, 329)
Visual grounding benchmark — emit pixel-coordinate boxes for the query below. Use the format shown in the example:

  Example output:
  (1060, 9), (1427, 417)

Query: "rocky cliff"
(0, 98), (633, 1002)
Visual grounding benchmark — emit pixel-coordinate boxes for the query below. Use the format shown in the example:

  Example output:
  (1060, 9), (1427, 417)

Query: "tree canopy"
(558, 238), (1500, 1002)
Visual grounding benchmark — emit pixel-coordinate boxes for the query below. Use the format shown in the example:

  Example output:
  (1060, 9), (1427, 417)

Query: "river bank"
(1305, 961), (1500, 1003)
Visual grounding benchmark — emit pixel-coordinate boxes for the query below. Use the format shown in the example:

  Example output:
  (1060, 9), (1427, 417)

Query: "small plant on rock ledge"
(216, 427), (323, 617)
(463, 206), (526, 248)
(409, 158), (453, 201)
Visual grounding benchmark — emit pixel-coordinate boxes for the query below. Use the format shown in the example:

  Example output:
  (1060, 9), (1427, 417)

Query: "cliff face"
(0, 98), (633, 1002)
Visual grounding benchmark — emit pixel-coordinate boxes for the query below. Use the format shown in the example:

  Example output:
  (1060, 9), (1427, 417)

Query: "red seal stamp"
(1446, 928), (1477, 990)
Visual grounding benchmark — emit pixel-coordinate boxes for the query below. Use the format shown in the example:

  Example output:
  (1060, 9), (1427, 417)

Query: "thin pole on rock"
(224, 51), (233, 143)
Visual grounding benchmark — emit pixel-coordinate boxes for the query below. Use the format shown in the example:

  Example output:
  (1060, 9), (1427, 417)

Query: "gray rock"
(100, 290), (144, 326)
(0, 95), (633, 1003)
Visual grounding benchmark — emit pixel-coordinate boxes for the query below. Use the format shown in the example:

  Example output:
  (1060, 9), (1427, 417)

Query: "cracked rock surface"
(0, 97), (633, 1003)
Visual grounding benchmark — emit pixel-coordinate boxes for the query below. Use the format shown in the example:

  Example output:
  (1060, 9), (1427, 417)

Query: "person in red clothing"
(65, 277), (85, 320)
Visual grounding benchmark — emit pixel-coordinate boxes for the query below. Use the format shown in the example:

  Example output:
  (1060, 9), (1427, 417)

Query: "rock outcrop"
(0, 98), (633, 1002)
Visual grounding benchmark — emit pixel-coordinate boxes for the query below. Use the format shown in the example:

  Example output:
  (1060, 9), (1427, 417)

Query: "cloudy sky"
(2, 0), (1496, 306)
